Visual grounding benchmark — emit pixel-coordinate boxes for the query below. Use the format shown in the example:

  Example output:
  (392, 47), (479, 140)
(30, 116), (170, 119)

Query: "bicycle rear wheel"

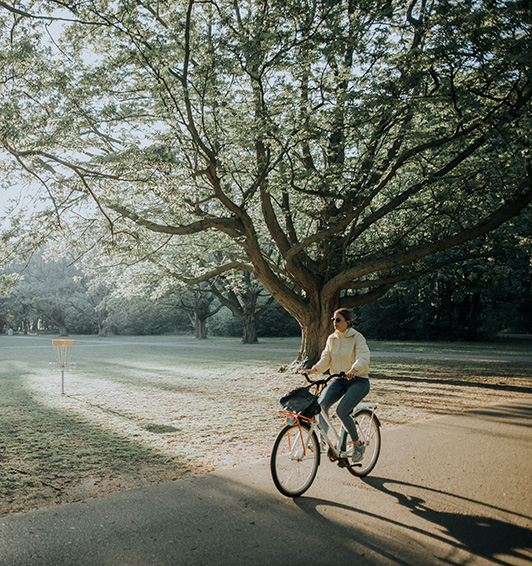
(270, 422), (320, 497)
(341, 410), (381, 477)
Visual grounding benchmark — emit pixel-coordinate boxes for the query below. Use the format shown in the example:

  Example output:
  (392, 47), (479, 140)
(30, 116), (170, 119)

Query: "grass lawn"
(1, 333), (531, 516)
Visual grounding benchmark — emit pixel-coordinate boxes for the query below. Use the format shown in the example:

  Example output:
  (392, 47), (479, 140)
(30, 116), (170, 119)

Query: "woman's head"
(332, 308), (353, 332)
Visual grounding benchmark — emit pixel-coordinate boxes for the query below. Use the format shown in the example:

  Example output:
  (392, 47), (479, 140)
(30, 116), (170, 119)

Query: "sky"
(0, 181), (44, 229)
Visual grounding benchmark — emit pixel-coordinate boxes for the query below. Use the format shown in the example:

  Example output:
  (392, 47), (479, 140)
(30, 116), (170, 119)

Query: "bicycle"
(270, 372), (381, 498)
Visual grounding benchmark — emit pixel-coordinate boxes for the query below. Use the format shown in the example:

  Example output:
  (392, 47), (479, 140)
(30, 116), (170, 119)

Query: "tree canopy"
(1, 0), (531, 362)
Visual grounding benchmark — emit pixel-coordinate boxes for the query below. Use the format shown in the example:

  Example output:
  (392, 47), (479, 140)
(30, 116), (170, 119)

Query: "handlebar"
(301, 371), (345, 387)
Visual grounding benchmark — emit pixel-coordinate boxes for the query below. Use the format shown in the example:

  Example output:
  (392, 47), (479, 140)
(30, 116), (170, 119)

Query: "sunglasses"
(332, 317), (344, 323)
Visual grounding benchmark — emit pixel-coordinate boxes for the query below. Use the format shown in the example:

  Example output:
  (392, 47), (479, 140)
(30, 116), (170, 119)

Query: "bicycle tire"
(270, 422), (320, 497)
(340, 410), (381, 477)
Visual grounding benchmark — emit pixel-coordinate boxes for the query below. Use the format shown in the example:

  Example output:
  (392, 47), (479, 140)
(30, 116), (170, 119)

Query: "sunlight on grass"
(1, 333), (531, 516)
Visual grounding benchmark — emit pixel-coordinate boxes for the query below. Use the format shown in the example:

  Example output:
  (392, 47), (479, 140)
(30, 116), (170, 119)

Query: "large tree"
(1, 0), (531, 363)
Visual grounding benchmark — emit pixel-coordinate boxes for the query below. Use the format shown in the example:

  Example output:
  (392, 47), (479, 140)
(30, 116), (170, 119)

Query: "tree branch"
(0, 0), (102, 25)
(108, 203), (242, 238)
(324, 185), (532, 297)
(181, 261), (252, 285)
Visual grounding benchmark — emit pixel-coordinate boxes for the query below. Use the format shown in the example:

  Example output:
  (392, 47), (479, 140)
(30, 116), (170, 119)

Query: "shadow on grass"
(372, 372), (532, 395)
(0, 372), (189, 514)
(143, 424), (180, 434)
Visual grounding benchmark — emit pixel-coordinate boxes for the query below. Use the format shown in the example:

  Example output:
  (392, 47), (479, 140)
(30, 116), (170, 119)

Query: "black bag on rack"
(280, 387), (321, 418)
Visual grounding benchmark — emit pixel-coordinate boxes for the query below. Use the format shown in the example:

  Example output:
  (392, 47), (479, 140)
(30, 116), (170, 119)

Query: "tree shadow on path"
(361, 476), (532, 565)
(371, 372), (532, 395)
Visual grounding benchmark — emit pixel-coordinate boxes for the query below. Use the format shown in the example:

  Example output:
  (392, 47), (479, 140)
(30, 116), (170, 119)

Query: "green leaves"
(1, 0), (531, 359)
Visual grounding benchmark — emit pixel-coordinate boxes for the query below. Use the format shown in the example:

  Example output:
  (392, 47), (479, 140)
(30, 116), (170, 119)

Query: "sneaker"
(352, 443), (365, 463)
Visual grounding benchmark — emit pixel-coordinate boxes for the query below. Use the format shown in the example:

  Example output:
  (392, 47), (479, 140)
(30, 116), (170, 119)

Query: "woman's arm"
(349, 333), (370, 376)
(310, 336), (333, 374)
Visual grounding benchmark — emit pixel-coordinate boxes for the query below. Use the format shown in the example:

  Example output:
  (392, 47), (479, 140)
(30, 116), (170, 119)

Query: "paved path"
(1, 398), (531, 566)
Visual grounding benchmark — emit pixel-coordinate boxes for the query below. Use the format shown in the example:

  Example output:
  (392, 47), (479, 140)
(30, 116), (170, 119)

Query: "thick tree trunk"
(195, 317), (208, 339)
(293, 296), (339, 368)
(241, 316), (258, 344)
(297, 321), (323, 368)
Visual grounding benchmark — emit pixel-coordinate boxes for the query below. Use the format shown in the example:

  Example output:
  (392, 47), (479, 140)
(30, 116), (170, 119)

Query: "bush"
(208, 310), (242, 337)
(256, 307), (300, 337)
(208, 306), (301, 338)
(107, 300), (191, 335)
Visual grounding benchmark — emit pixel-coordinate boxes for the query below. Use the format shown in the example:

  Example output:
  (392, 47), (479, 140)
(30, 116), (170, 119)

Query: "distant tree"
(2, 282), (36, 334)
(209, 271), (274, 344)
(78, 280), (112, 337)
(177, 284), (221, 340)
(255, 305), (301, 338)
(2, 255), (94, 335)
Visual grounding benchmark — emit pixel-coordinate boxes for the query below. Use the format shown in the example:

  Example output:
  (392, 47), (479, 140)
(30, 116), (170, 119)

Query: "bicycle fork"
(287, 422), (316, 460)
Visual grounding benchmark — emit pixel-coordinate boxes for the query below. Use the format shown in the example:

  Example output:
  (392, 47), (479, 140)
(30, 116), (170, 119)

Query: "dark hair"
(334, 308), (353, 327)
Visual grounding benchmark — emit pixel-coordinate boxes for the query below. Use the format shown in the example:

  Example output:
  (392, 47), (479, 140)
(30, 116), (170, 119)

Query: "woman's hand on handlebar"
(301, 370), (341, 387)
(302, 370), (346, 384)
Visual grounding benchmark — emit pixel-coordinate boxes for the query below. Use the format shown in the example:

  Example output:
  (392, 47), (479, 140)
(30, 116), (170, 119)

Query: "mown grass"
(1, 333), (531, 516)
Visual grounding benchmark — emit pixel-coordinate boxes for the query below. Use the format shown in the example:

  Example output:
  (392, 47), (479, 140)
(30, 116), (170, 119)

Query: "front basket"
(280, 387), (321, 418)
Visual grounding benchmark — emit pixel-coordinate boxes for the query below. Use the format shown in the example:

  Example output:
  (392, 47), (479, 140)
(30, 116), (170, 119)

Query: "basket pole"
(52, 339), (74, 394)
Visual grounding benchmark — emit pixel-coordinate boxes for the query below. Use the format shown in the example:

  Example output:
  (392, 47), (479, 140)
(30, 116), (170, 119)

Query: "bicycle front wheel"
(341, 410), (381, 477)
(270, 422), (320, 497)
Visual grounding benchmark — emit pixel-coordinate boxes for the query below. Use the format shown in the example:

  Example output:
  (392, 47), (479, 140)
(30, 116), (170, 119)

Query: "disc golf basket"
(52, 339), (74, 394)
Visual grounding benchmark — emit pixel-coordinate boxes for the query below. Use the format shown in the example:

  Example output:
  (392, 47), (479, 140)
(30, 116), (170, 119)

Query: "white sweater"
(312, 327), (370, 377)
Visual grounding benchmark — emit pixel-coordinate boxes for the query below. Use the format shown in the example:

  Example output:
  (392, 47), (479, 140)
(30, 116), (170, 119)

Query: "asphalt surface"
(1, 398), (531, 566)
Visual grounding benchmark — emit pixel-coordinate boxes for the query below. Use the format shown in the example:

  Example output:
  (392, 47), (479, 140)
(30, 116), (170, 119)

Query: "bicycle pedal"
(337, 459), (362, 468)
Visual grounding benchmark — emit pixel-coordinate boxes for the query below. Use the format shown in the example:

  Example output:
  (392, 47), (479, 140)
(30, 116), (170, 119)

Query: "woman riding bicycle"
(306, 308), (370, 463)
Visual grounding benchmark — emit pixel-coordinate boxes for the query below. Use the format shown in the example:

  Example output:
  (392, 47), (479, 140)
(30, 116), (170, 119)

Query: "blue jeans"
(319, 377), (370, 442)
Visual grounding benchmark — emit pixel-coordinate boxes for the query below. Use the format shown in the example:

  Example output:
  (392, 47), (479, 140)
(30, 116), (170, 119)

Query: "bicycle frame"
(313, 410), (345, 458)
(280, 400), (379, 460)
